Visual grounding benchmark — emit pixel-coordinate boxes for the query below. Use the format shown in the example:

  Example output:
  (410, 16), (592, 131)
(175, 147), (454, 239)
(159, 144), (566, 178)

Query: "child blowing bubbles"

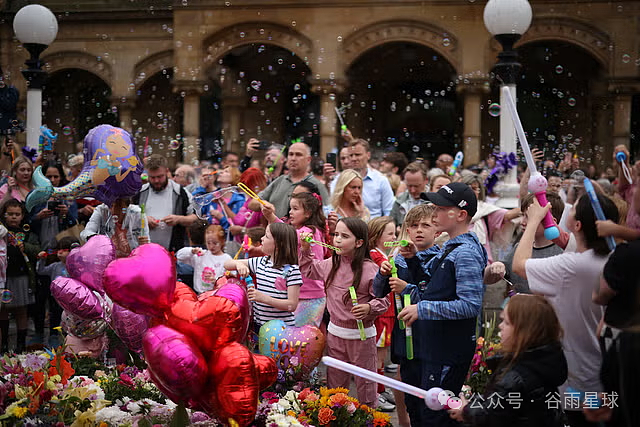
(224, 223), (302, 328)
(299, 217), (390, 408)
(176, 225), (232, 294)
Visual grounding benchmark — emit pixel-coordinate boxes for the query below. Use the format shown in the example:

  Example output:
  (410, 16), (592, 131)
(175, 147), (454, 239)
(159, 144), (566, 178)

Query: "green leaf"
(169, 402), (190, 427)
(137, 417), (153, 427)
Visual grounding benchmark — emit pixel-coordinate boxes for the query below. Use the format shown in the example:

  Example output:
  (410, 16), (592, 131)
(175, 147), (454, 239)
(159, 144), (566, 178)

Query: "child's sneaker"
(377, 394), (396, 412)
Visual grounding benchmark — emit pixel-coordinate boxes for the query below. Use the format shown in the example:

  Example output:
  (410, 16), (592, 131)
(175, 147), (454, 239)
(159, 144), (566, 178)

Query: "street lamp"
(483, 0), (532, 208)
(13, 4), (58, 150)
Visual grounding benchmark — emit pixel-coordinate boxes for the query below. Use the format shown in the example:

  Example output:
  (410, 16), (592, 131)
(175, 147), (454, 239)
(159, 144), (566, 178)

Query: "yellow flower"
(477, 337), (485, 346)
(70, 408), (96, 427)
(13, 407), (28, 419)
(14, 385), (28, 400)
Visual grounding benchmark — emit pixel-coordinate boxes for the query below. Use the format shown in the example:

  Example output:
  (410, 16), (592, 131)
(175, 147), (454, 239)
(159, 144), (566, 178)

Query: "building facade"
(1, 0), (639, 170)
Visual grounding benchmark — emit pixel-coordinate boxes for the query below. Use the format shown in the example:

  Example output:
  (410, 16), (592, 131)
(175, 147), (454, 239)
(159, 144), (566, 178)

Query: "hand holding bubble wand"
(449, 151), (464, 176)
(583, 178), (616, 252)
(349, 286), (367, 341)
(335, 106), (348, 132)
(234, 234), (252, 260)
(502, 86), (560, 240)
(389, 258), (405, 330)
(267, 143), (288, 176)
(140, 204), (147, 237)
(193, 186), (239, 219)
(616, 151), (633, 185)
(404, 294), (414, 360)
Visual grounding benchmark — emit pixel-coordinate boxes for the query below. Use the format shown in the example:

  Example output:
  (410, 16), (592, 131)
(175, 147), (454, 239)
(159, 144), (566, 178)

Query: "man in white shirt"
(330, 139), (394, 218)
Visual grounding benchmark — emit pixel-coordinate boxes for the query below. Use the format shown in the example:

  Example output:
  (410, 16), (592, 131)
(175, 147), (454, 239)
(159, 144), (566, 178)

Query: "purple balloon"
(111, 304), (148, 353)
(27, 125), (142, 211)
(51, 277), (104, 320)
(143, 325), (208, 401)
(66, 235), (116, 294)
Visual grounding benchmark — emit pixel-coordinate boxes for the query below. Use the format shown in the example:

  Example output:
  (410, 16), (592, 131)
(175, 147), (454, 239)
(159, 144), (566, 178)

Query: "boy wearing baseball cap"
(398, 182), (488, 427)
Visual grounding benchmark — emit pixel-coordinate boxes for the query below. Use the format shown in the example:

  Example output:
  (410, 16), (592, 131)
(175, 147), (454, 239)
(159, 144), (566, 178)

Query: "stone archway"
(133, 50), (174, 90)
(42, 51), (113, 88)
(202, 22), (313, 66)
(341, 20), (461, 73)
(518, 16), (611, 70)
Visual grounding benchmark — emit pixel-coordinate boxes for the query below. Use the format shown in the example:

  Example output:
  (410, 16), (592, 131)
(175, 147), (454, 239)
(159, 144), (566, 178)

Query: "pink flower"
(346, 402), (357, 414)
(290, 356), (299, 367)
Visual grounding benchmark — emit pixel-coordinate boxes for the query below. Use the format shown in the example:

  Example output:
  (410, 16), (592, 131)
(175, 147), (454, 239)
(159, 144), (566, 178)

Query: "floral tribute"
(464, 313), (501, 395)
(253, 387), (392, 427)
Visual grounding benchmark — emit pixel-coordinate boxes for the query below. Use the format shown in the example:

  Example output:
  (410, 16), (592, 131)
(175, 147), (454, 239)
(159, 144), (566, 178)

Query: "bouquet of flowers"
(465, 313), (501, 395)
(254, 387), (392, 427)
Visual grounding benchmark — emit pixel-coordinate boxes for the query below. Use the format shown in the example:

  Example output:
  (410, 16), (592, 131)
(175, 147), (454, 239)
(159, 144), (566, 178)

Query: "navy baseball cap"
(420, 182), (478, 217)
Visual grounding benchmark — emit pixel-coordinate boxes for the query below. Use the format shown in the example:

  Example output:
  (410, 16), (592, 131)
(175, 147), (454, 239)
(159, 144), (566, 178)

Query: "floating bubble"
(555, 65), (564, 74)
(251, 80), (261, 91)
(443, 38), (450, 47)
(294, 84), (300, 91)
(337, 36), (343, 42)
(1, 289), (12, 304)
(169, 140), (180, 150)
(62, 126), (72, 136)
(412, 145), (420, 152)
(568, 98), (577, 107)
(251, 96), (258, 103)
(622, 54), (631, 64)
(488, 103), (501, 117)
(157, 112), (163, 118)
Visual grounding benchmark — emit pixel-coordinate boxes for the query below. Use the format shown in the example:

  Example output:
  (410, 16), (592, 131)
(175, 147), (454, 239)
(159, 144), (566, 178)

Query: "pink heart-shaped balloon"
(143, 325), (208, 402)
(258, 319), (326, 375)
(104, 243), (176, 317)
(111, 303), (149, 353)
(50, 277), (104, 320)
(66, 235), (115, 294)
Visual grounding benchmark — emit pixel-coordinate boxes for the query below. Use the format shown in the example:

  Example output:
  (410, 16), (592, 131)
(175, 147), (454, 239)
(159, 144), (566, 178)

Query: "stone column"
(174, 80), (204, 165)
(111, 96), (136, 134)
(311, 79), (346, 156)
(457, 78), (489, 167)
(612, 94), (633, 148)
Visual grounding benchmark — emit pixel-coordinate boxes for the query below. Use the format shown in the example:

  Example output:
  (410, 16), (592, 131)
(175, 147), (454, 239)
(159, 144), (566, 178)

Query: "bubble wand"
(238, 182), (267, 206)
(140, 204), (146, 237)
(268, 143), (288, 176)
(384, 240), (409, 248)
(448, 151), (464, 176)
(404, 294), (414, 360)
(501, 86), (560, 240)
(388, 258), (405, 330)
(302, 235), (341, 253)
(334, 106), (347, 131)
(583, 178), (616, 252)
(616, 151), (633, 185)
(349, 286), (367, 341)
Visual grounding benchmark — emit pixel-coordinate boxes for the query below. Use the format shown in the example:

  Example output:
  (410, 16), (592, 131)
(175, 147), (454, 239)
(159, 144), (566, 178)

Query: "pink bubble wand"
(501, 87), (559, 240)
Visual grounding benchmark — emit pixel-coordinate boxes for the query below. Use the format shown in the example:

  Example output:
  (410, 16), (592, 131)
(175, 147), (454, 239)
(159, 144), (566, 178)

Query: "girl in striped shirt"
(224, 222), (302, 327)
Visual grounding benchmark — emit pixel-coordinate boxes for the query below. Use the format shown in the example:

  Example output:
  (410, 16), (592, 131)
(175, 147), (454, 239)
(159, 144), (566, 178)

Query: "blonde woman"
(0, 156), (34, 206)
(328, 169), (370, 221)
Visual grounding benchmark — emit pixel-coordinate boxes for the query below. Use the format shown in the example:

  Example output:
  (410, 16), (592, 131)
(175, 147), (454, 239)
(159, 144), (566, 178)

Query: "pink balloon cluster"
(103, 245), (277, 427)
(50, 235), (148, 351)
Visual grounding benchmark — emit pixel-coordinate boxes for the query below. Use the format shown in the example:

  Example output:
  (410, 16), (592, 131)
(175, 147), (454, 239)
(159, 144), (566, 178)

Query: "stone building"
(1, 0), (639, 169)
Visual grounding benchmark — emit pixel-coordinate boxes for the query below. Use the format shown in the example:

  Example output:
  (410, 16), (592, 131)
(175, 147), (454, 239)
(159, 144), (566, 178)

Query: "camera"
(257, 140), (270, 150)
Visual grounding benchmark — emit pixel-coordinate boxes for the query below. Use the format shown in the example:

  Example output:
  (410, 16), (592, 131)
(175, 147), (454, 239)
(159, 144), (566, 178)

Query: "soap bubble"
(488, 103), (501, 117)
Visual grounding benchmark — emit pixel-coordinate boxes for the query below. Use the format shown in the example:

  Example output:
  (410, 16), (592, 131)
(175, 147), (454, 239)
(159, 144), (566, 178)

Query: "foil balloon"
(26, 124), (143, 211)
(65, 235), (116, 294)
(110, 303), (148, 353)
(165, 282), (248, 354)
(259, 319), (326, 375)
(61, 311), (109, 339)
(50, 277), (104, 320)
(104, 243), (176, 318)
(203, 342), (277, 427)
(143, 325), (208, 403)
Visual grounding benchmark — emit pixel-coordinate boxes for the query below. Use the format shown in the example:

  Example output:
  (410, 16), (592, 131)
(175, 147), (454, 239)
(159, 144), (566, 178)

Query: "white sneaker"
(377, 394), (396, 412)
(380, 390), (396, 405)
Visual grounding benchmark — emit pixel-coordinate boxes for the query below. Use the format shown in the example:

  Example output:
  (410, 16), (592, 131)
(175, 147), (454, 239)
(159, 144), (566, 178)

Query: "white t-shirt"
(176, 247), (232, 294)
(146, 185), (174, 249)
(248, 256), (303, 327)
(526, 249), (607, 402)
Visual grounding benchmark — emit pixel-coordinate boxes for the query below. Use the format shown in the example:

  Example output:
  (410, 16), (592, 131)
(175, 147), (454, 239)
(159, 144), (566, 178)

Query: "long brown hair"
(502, 294), (563, 364)
(325, 217), (371, 298)
(269, 222), (299, 268)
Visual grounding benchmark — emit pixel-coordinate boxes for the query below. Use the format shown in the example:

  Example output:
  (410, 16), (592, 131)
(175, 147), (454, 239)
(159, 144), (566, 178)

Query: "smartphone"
(47, 201), (60, 212)
(326, 152), (337, 169)
(257, 140), (270, 150)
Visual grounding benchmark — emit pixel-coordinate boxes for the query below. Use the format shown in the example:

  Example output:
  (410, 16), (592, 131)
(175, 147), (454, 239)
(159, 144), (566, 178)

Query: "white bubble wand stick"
(501, 86), (560, 240)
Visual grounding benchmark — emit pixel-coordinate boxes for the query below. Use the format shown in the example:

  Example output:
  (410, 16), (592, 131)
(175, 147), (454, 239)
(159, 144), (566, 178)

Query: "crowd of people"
(0, 130), (638, 427)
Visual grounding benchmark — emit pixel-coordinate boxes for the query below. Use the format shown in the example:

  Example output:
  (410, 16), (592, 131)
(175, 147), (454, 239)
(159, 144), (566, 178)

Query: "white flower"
(126, 401), (141, 414)
(276, 398), (291, 410)
(266, 413), (303, 427)
(95, 406), (133, 425)
(284, 390), (298, 402)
